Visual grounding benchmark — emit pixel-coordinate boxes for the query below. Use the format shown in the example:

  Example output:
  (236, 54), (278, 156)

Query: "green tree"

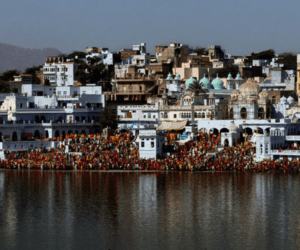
(213, 64), (239, 78)
(0, 69), (21, 82)
(67, 51), (87, 60)
(249, 49), (275, 61)
(277, 52), (297, 69)
(193, 46), (208, 55)
(75, 56), (108, 84)
(0, 80), (11, 93)
(24, 65), (43, 84)
(188, 81), (204, 94)
(98, 106), (118, 129)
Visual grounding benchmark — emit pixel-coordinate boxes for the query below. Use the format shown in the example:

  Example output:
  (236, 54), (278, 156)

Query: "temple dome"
(238, 79), (261, 95)
(175, 73), (181, 80)
(185, 77), (197, 89)
(167, 73), (173, 80)
(211, 77), (224, 90)
(287, 96), (294, 104)
(227, 73), (233, 80)
(235, 73), (242, 80)
(199, 76), (211, 89)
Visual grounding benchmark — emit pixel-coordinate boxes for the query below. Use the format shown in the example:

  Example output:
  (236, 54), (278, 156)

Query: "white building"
(139, 129), (165, 160)
(43, 62), (78, 86)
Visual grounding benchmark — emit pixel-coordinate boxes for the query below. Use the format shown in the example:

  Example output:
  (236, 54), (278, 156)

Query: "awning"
(177, 138), (191, 145)
(157, 120), (188, 131)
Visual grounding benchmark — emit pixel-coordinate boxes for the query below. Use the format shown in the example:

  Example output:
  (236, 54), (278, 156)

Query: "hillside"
(0, 43), (62, 73)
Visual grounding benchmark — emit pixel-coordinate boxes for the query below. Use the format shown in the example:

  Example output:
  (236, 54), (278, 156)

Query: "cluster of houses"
(2, 42), (300, 163)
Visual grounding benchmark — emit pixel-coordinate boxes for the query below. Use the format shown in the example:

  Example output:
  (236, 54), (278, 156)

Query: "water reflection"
(0, 170), (300, 249)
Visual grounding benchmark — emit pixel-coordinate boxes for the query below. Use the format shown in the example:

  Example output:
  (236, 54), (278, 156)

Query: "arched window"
(202, 113), (205, 118)
(241, 108), (247, 119)
(258, 107), (264, 119)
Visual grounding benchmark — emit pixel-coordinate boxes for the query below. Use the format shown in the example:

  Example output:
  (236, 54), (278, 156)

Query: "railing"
(112, 90), (147, 94)
(285, 136), (300, 141)
(271, 150), (300, 155)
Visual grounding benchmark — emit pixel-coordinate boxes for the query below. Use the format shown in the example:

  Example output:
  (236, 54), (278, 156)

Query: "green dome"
(175, 73), (181, 80)
(211, 77), (224, 90)
(235, 73), (241, 80)
(185, 77), (197, 89)
(167, 73), (173, 80)
(227, 73), (233, 79)
(199, 76), (211, 89)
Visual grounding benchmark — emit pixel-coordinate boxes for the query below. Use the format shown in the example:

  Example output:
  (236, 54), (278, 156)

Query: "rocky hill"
(0, 43), (62, 73)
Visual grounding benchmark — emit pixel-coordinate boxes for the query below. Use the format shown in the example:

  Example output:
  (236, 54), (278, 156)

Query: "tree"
(67, 51), (87, 60)
(213, 64), (239, 78)
(0, 80), (11, 93)
(75, 56), (108, 84)
(24, 65), (43, 84)
(192, 46), (208, 55)
(98, 106), (118, 129)
(276, 52), (297, 69)
(188, 81), (204, 94)
(0, 69), (20, 82)
(249, 49), (275, 61)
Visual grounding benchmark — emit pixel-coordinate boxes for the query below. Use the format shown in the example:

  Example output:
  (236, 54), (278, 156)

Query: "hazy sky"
(1, 0), (299, 56)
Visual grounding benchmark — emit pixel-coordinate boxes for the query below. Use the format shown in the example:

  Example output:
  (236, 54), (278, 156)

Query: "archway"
(209, 128), (218, 135)
(75, 130), (79, 135)
(55, 130), (60, 138)
(12, 131), (18, 141)
(240, 107), (247, 119)
(81, 130), (86, 135)
(41, 115), (46, 123)
(45, 130), (49, 138)
(34, 130), (40, 139)
(245, 127), (253, 135)
(258, 107), (264, 119)
(199, 128), (207, 133)
(220, 128), (229, 133)
(68, 130), (73, 135)
(35, 115), (40, 123)
(224, 139), (229, 147)
(265, 128), (270, 136)
(62, 131), (66, 138)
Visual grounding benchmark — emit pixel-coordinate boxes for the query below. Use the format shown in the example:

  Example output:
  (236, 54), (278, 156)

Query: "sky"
(1, 0), (299, 56)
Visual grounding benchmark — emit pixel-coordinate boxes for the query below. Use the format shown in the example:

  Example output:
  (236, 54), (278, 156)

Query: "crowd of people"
(0, 130), (299, 173)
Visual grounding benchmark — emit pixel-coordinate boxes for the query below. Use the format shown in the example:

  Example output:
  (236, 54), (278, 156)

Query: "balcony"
(271, 150), (300, 156)
(285, 136), (300, 141)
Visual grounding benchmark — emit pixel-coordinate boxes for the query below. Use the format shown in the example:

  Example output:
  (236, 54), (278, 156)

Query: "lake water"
(0, 170), (300, 250)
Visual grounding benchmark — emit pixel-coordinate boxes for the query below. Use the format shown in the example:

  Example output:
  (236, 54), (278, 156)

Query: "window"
(63, 91), (67, 95)
(153, 115), (155, 118)
(58, 91), (61, 95)
(20, 103), (23, 108)
(141, 142), (145, 147)
(272, 96), (276, 104)
(82, 91), (86, 94)
(174, 114), (177, 118)
(265, 144), (268, 154)
(260, 144), (263, 154)
(151, 142), (154, 148)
